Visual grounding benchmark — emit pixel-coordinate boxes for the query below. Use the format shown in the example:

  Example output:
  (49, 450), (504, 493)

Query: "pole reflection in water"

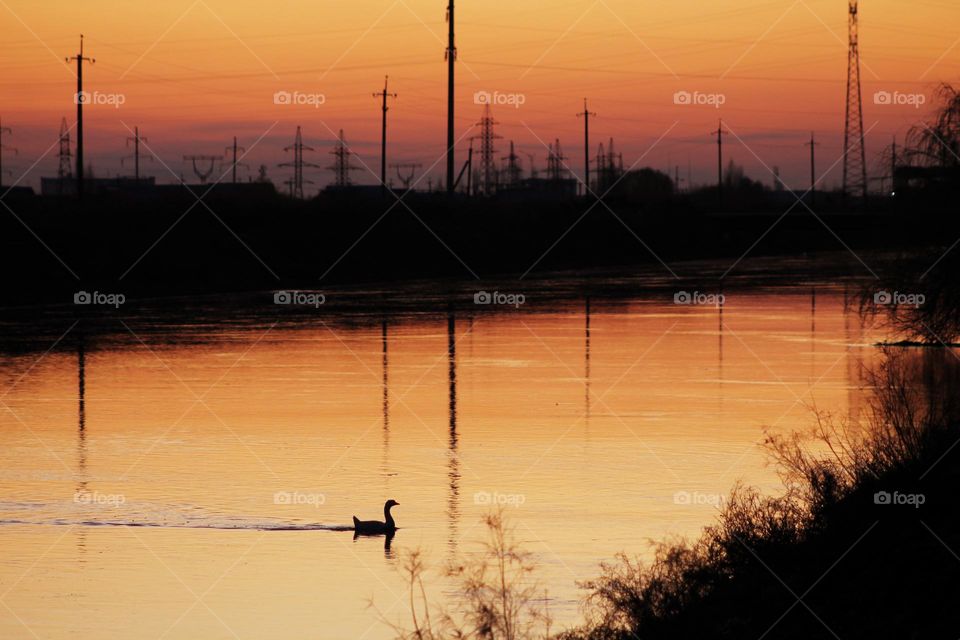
(76, 333), (88, 558)
(447, 307), (460, 551)
(381, 319), (390, 475)
(584, 297), (591, 424)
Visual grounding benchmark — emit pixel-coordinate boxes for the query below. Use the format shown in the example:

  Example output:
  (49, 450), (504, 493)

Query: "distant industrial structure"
(842, 0), (868, 200)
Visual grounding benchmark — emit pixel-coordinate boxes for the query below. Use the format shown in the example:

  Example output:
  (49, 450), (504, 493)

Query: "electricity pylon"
(842, 0), (867, 202)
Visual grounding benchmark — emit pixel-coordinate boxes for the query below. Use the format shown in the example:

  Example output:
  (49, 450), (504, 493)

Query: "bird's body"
(353, 499), (399, 535)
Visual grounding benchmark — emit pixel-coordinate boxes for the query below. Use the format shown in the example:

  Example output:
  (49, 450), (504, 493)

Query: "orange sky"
(1, 0), (958, 191)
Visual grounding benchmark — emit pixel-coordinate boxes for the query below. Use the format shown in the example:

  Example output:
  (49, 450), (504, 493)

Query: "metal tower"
(842, 0), (867, 201)
(501, 141), (522, 187)
(182, 155), (222, 184)
(58, 118), (72, 180)
(279, 126), (319, 198)
(547, 139), (567, 181)
(474, 104), (501, 195)
(389, 162), (423, 190)
(328, 129), (358, 188)
(0, 118), (16, 187)
(66, 35), (94, 198)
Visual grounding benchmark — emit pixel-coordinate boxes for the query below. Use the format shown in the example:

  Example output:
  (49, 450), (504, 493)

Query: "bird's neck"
(384, 505), (395, 527)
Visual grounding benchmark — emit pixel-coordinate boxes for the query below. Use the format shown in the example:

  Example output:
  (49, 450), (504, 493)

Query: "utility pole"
(576, 98), (596, 194)
(0, 118), (15, 188)
(445, 0), (456, 194)
(67, 35), (94, 199)
(804, 131), (819, 206)
(373, 76), (398, 193)
(224, 136), (247, 184)
(712, 119), (724, 205)
(124, 127), (149, 180)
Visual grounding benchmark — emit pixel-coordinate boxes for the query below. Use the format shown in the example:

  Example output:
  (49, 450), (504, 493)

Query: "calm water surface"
(0, 282), (879, 638)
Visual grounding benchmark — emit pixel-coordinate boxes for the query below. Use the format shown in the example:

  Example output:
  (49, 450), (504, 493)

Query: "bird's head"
(385, 499), (400, 509)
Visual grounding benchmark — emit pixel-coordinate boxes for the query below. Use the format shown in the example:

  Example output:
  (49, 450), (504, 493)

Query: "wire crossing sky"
(1, 0), (957, 190)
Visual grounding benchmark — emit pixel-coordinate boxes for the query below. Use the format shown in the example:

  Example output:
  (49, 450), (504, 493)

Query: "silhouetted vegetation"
(382, 511), (551, 640)
(560, 348), (960, 640)
(861, 249), (960, 345)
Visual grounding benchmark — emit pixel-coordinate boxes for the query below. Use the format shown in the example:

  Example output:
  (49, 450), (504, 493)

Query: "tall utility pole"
(124, 127), (148, 180)
(842, 0), (867, 202)
(0, 118), (15, 188)
(712, 119), (724, 204)
(224, 136), (247, 183)
(445, 0), (456, 194)
(576, 98), (596, 194)
(373, 76), (398, 193)
(804, 131), (819, 206)
(67, 35), (94, 198)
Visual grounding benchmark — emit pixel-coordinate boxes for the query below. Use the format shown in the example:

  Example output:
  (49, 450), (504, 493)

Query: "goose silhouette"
(353, 499), (399, 535)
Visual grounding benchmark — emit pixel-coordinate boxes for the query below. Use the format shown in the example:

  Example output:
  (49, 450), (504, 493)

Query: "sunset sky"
(1, 0), (957, 192)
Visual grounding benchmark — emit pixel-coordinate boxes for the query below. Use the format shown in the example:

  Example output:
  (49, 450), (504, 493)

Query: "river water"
(0, 276), (880, 638)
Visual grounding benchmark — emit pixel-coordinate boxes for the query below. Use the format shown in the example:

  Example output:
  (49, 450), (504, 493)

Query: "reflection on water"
(0, 286), (879, 639)
(447, 307), (460, 552)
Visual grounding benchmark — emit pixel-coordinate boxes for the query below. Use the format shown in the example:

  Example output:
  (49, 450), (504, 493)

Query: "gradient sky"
(1, 0), (958, 192)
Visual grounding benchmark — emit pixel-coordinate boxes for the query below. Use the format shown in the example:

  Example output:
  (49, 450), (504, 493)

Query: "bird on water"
(353, 499), (399, 534)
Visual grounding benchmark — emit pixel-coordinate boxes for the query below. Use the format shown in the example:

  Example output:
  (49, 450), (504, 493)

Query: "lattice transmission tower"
(842, 0), (867, 201)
